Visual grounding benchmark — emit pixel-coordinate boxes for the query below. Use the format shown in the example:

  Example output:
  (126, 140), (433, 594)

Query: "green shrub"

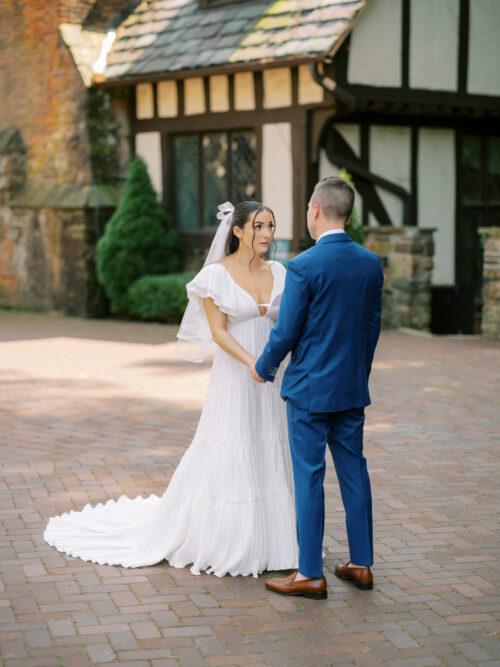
(340, 168), (365, 245)
(127, 273), (195, 323)
(96, 157), (181, 315)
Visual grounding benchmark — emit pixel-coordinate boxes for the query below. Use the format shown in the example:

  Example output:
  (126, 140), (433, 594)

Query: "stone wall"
(0, 205), (87, 314)
(0, 127), (117, 317)
(0, 130), (26, 204)
(479, 227), (500, 339)
(364, 227), (435, 330)
(0, 2), (130, 316)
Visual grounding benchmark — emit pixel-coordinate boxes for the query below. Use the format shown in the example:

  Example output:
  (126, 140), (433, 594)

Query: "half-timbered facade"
(95, 0), (500, 332)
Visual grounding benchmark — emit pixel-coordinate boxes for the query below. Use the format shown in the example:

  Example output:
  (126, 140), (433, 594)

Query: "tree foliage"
(96, 157), (180, 315)
(340, 168), (365, 245)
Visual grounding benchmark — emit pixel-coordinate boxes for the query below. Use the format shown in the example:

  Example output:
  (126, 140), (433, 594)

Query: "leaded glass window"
(174, 135), (199, 230)
(203, 133), (229, 227)
(173, 130), (257, 230)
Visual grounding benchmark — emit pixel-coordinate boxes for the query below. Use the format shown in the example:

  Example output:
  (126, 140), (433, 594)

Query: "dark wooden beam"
(228, 73), (235, 112)
(129, 84), (136, 160)
(291, 111), (308, 249)
(176, 78), (185, 117)
(402, 0), (410, 89)
(203, 76), (211, 115)
(133, 106), (307, 134)
(458, 0), (470, 94)
(360, 124), (369, 226)
(334, 154), (410, 200)
(410, 125), (418, 225)
(309, 109), (336, 163)
(324, 127), (396, 226)
(152, 81), (158, 119)
(346, 84), (500, 114)
(334, 35), (350, 86)
(291, 66), (299, 107)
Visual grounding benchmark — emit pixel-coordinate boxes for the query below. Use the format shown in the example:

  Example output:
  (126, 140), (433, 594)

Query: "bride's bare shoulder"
(267, 259), (286, 274)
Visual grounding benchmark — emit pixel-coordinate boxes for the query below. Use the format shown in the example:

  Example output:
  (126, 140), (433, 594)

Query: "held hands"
(248, 360), (266, 383)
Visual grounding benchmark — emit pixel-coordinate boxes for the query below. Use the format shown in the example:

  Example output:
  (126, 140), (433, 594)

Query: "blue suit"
(256, 231), (383, 577)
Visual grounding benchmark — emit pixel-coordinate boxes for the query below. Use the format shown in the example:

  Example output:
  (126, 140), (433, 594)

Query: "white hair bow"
(216, 201), (235, 222)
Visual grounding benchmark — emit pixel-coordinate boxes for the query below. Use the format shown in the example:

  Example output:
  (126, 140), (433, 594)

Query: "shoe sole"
(265, 584), (327, 600)
(334, 572), (373, 590)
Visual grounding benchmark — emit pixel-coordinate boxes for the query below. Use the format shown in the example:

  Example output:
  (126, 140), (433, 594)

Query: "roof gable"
(103, 0), (367, 82)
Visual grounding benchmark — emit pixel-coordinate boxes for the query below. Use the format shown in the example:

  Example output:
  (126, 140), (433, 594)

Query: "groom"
(252, 177), (383, 600)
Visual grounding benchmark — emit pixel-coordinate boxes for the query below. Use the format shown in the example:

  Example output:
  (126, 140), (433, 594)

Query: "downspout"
(309, 61), (356, 112)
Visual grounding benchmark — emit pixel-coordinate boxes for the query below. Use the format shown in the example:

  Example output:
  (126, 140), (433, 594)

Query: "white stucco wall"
(318, 147), (363, 224)
(410, 0), (459, 91)
(369, 125), (411, 227)
(335, 123), (361, 157)
(319, 148), (340, 181)
(262, 123), (293, 240)
(135, 132), (162, 198)
(348, 0), (402, 87)
(418, 128), (456, 285)
(467, 0), (500, 95)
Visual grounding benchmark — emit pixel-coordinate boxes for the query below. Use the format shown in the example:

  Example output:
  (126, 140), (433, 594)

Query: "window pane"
(231, 131), (257, 202)
(487, 136), (500, 204)
(203, 133), (228, 227)
(461, 135), (482, 205)
(174, 135), (199, 229)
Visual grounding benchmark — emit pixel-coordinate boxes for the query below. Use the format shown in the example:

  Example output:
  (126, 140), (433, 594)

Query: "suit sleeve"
(366, 260), (384, 379)
(255, 260), (310, 382)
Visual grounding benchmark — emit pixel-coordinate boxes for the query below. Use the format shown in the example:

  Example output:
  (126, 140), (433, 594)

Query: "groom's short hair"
(313, 177), (355, 221)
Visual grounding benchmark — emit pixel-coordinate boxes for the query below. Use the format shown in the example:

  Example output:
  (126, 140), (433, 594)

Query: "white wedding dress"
(43, 260), (299, 577)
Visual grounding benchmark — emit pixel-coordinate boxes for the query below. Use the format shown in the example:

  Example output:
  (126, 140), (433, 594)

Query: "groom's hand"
(250, 365), (266, 383)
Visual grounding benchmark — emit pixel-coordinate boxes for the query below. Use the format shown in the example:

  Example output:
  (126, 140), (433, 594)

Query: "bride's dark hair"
(224, 201), (277, 264)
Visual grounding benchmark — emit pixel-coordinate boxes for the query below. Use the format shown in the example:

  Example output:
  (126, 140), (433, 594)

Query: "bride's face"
(236, 209), (276, 255)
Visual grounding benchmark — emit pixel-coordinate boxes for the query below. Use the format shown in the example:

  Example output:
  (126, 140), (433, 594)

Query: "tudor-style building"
(1, 0), (499, 334)
(96, 0), (500, 335)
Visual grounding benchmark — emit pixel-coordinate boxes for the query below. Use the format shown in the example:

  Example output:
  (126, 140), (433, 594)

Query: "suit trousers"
(286, 400), (373, 578)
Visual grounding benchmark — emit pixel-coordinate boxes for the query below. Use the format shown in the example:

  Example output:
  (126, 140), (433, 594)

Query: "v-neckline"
(216, 261), (275, 317)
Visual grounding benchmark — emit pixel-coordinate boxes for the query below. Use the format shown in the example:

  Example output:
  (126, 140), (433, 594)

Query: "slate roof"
(104, 0), (367, 82)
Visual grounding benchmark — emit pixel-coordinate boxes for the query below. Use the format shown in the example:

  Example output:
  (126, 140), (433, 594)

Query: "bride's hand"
(249, 363), (266, 383)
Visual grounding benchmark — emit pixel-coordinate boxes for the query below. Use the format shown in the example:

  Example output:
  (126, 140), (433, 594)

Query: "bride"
(43, 201), (299, 577)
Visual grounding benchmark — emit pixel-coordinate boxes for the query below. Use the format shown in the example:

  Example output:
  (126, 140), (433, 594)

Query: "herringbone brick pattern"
(0, 311), (499, 666)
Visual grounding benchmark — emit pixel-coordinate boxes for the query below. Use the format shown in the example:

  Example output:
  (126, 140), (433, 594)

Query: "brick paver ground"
(0, 310), (499, 667)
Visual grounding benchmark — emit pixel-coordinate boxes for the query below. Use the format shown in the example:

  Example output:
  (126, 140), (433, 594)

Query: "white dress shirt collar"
(316, 228), (346, 243)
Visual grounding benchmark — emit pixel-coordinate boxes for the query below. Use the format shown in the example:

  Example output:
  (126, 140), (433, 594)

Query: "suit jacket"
(255, 231), (384, 413)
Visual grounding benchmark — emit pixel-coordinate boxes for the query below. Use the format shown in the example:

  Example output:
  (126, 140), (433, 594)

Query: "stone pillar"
(479, 227), (500, 339)
(364, 227), (435, 330)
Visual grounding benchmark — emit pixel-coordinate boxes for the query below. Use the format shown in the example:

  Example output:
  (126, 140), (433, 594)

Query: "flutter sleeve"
(175, 263), (238, 362)
(186, 263), (238, 318)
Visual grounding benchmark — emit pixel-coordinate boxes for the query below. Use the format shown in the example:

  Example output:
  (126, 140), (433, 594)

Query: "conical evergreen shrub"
(96, 156), (180, 315)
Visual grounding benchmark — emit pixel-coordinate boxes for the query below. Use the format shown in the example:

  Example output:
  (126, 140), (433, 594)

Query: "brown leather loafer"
(265, 571), (327, 600)
(334, 561), (373, 590)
